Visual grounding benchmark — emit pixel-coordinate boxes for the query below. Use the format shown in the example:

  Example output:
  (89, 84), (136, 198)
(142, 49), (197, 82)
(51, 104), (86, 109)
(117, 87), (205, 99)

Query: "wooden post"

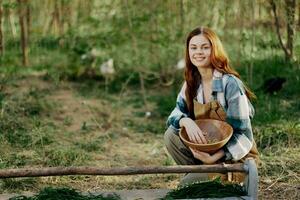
(243, 158), (258, 199)
(0, 164), (247, 178)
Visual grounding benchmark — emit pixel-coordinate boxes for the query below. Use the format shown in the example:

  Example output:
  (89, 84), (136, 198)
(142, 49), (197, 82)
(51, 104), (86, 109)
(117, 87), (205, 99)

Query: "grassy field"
(0, 55), (299, 199)
(0, 22), (299, 199)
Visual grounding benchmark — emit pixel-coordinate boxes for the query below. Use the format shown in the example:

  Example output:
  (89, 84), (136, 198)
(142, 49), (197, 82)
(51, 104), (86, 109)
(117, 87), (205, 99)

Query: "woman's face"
(188, 34), (212, 69)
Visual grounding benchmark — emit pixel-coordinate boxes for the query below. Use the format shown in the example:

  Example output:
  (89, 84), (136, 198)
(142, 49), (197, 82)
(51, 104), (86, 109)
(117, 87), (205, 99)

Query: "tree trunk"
(26, 0), (30, 44)
(271, 0), (296, 62)
(237, 0), (243, 66)
(211, 2), (219, 30)
(8, 7), (17, 38)
(285, 0), (296, 61)
(249, 0), (256, 86)
(179, 0), (184, 35)
(18, 0), (29, 66)
(43, 0), (61, 36)
(298, 1), (300, 27)
(0, 0), (4, 56)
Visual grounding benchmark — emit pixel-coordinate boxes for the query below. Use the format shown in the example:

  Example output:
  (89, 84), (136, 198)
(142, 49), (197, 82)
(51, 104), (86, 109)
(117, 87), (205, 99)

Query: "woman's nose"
(195, 48), (204, 54)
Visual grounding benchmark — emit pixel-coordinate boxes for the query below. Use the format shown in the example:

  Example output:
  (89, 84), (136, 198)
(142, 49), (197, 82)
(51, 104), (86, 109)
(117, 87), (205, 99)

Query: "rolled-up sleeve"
(166, 82), (189, 132)
(224, 76), (254, 161)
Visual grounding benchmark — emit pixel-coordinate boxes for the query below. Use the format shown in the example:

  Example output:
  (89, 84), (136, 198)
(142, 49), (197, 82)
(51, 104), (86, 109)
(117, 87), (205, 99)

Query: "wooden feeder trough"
(0, 158), (258, 200)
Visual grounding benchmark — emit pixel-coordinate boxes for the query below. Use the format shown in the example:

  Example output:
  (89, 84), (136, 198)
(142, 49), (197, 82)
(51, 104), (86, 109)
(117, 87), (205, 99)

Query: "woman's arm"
(223, 76), (254, 161)
(166, 82), (190, 131)
(190, 148), (225, 164)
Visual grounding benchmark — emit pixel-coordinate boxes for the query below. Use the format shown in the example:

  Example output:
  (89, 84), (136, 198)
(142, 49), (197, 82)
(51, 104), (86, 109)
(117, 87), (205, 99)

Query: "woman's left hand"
(189, 148), (225, 164)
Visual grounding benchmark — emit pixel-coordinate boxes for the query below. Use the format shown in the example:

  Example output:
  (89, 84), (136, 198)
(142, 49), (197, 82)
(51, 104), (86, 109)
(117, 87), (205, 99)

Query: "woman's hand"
(179, 117), (207, 144)
(189, 148), (225, 164)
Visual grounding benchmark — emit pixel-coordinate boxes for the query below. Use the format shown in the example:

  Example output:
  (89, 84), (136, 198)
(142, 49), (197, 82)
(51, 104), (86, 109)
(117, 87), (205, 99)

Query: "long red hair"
(184, 27), (256, 119)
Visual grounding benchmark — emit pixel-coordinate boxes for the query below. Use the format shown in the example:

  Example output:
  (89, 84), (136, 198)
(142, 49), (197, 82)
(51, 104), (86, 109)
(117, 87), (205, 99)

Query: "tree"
(18, 0), (29, 66)
(0, 0), (3, 56)
(270, 0), (297, 62)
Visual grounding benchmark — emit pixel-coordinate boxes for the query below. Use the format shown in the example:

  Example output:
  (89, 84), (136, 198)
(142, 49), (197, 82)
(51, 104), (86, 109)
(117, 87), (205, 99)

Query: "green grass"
(0, 87), (55, 148)
(42, 148), (91, 167)
(163, 177), (246, 199)
(9, 187), (121, 200)
(1, 178), (38, 192)
(0, 28), (299, 198)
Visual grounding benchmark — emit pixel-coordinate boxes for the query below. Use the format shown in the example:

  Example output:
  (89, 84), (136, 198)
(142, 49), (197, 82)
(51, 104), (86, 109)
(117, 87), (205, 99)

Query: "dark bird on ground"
(261, 77), (286, 94)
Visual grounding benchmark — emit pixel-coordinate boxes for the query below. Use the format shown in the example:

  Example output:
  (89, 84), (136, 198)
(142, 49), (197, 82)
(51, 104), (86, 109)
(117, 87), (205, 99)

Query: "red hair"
(184, 27), (256, 119)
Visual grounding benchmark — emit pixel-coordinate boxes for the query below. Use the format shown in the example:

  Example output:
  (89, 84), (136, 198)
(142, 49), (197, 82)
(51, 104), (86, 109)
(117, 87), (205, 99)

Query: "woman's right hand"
(179, 118), (208, 144)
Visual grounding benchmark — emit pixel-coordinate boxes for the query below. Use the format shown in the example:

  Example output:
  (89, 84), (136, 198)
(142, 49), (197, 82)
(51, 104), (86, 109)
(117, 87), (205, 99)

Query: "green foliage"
(9, 187), (121, 200)
(255, 122), (300, 151)
(162, 177), (246, 199)
(149, 89), (178, 118)
(36, 36), (61, 50)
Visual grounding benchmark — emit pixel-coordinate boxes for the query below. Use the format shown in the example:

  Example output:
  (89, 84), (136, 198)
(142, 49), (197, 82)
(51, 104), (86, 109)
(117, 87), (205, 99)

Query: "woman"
(164, 27), (259, 183)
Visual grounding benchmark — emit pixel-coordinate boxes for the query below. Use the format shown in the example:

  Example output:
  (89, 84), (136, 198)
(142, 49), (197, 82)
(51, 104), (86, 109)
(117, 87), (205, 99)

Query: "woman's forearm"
(212, 149), (225, 162)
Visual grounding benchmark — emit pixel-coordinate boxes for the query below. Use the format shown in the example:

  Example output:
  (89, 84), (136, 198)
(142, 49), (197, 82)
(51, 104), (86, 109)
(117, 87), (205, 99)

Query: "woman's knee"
(164, 126), (178, 149)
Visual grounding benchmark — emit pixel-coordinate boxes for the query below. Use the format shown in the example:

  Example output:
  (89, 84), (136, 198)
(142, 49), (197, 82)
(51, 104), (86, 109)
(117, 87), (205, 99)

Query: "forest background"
(0, 0), (299, 199)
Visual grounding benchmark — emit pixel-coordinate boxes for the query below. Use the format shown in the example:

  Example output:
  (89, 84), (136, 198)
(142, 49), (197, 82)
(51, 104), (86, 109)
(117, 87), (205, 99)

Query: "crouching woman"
(164, 27), (259, 183)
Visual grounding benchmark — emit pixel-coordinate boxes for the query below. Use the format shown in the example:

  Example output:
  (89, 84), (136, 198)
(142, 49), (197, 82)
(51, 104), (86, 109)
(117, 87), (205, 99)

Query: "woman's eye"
(190, 47), (197, 50)
(203, 46), (210, 50)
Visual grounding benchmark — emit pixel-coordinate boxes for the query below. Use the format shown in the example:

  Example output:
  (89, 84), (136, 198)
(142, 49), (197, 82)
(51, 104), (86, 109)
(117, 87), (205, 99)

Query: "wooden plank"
(0, 164), (247, 178)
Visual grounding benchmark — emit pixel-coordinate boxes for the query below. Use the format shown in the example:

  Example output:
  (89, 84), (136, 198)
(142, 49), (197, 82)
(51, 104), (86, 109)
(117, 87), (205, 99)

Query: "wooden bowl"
(179, 119), (233, 154)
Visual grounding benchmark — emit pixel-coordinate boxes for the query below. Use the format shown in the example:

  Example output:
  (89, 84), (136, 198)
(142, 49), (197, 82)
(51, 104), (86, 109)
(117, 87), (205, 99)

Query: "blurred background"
(0, 0), (299, 199)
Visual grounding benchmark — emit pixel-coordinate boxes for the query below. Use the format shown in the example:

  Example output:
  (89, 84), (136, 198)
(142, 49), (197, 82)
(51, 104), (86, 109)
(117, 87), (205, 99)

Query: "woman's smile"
(193, 56), (206, 61)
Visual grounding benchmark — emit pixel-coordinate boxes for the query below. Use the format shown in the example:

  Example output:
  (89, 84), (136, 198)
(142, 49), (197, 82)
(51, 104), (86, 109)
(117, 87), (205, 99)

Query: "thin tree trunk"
(270, 0), (296, 62)
(249, 0), (256, 86)
(179, 0), (184, 35)
(237, 0), (243, 66)
(298, 1), (300, 27)
(43, 0), (60, 36)
(8, 7), (17, 38)
(60, 0), (66, 35)
(26, 0), (30, 44)
(53, 0), (61, 35)
(42, 0), (52, 36)
(211, 2), (219, 30)
(0, 0), (4, 56)
(18, 0), (29, 66)
(270, 0), (289, 60)
(285, 0), (296, 61)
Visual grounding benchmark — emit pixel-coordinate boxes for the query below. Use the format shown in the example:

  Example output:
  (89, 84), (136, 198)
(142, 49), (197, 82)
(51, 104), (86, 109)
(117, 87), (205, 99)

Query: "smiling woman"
(164, 27), (259, 185)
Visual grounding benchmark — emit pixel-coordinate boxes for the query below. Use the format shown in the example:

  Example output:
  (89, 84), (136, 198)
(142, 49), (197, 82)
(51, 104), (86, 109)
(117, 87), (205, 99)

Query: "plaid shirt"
(166, 70), (255, 161)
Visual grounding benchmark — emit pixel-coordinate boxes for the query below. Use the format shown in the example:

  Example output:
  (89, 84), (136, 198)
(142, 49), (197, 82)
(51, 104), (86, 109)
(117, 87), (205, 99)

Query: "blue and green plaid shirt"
(167, 70), (255, 161)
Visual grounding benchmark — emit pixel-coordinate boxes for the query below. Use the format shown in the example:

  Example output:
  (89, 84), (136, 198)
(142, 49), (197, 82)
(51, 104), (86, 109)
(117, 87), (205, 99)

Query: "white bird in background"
(176, 58), (185, 70)
(100, 59), (115, 75)
(99, 59), (115, 91)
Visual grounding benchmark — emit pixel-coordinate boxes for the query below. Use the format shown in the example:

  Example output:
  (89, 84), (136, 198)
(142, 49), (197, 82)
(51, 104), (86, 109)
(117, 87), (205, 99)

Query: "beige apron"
(193, 99), (259, 182)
